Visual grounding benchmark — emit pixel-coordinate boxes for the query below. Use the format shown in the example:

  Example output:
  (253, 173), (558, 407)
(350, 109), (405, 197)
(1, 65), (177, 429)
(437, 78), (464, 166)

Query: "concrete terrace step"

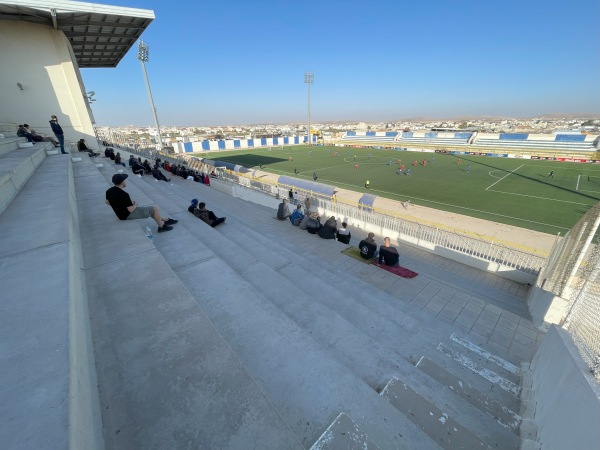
(0, 143), (50, 213)
(137, 168), (536, 387)
(381, 377), (515, 450)
(74, 158), (305, 449)
(116, 164), (523, 448)
(0, 154), (102, 449)
(95, 162), (440, 449)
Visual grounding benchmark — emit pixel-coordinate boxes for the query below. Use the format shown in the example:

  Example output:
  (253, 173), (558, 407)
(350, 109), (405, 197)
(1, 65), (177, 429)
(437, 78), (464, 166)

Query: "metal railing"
(219, 168), (547, 275)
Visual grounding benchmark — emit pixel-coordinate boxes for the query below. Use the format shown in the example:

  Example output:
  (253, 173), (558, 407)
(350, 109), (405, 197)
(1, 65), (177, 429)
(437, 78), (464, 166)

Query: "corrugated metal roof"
(0, 1), (154, 68)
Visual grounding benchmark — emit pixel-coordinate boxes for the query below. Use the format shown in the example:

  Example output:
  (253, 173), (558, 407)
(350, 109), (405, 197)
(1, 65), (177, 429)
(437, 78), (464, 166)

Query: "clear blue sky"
(81, 0), (600, 126)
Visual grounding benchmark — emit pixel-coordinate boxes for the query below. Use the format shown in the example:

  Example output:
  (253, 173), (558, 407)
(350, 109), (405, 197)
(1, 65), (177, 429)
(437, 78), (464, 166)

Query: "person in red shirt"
(413, 160), (417, 166)
(355, 163), (359, 170)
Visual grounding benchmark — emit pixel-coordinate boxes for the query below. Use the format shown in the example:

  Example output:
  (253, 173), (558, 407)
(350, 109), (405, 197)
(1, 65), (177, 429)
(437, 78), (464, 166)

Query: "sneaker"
(164, 218), (178, 225)
(157, 224), (173, 233)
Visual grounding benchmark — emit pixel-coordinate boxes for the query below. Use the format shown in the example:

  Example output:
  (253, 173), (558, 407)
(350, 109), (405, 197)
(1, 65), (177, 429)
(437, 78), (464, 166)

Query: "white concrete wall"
(0, 21), (96, 145)
(529, 326), (600, 450)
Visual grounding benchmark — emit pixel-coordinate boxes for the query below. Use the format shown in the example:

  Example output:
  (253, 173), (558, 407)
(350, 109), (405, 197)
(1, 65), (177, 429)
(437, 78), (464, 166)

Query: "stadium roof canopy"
(0, 0), (154, 68)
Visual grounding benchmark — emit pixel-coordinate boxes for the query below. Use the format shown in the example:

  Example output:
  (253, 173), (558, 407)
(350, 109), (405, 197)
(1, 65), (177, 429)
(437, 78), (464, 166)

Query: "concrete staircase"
(0, 148), (544, 449)
(90, 155), (540, 448)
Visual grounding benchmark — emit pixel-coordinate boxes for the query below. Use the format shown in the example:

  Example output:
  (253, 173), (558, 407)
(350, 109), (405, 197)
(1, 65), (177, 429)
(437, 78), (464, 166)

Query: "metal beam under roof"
(0, 0), (154, 68)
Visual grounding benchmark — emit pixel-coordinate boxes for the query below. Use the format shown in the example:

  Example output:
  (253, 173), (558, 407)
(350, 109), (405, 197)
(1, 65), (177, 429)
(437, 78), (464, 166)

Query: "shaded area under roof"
(0, 0), (154, 68)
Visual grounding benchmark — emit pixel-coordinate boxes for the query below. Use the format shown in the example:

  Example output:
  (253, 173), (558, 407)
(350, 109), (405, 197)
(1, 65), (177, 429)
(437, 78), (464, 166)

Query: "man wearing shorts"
(105, 173), (178, 233)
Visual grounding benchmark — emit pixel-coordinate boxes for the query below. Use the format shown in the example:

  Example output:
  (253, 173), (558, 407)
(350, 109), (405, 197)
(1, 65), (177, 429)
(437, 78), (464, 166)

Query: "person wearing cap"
(188, 198), (199, 213)
(378, 237), (400, 267)
(358, 232), (378, 259)
(49, 115), (68, 154)
(105, 173), (178, 233)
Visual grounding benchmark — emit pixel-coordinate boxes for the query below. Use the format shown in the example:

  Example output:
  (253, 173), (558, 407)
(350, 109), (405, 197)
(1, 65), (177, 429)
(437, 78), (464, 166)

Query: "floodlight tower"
(304, 71), (314, 146)
(137, 40), (164, 151)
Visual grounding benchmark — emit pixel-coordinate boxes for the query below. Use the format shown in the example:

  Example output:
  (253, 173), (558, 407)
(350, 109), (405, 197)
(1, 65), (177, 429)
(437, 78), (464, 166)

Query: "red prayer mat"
(375, 263), (418, 278)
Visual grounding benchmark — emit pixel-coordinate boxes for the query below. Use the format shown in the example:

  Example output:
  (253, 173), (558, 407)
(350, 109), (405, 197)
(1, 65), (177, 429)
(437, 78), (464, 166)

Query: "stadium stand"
(338, 130), (600, 156)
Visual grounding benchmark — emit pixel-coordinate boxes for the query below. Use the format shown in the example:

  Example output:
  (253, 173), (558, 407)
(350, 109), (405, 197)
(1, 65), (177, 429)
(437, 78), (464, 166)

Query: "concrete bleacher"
(2, 145), (598, 449)
(92, 153), (536, 448)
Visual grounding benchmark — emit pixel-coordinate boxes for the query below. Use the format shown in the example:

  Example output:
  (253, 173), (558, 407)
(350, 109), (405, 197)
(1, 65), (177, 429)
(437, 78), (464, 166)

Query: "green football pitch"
(193, 145), (600, 235)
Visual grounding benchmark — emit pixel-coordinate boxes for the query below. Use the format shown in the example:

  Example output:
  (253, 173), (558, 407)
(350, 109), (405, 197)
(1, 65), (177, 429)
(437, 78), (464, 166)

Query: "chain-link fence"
(563, 247), (600, 379)
(538, 202), (600, 378)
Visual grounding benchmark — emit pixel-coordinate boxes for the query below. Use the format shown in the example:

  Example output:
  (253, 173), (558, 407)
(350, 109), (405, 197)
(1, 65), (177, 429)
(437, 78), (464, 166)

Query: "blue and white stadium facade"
(172, 135), (316, 153)
(338, 131), (600, 161)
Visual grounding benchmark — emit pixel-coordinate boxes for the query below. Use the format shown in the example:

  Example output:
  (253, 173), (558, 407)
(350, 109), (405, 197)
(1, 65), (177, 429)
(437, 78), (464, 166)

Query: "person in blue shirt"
(289, 204), (304, 225)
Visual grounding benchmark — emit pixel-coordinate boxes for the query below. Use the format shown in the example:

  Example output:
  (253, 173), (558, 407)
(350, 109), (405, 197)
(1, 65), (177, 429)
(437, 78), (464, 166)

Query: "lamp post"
(137, 40), (164, 152)
(304, 71), (314, 146)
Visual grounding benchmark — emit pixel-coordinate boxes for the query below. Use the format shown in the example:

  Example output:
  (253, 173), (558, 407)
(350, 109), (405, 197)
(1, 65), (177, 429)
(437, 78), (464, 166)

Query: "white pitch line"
(485, 164), (524, 191)
(450, 333), (520, 375)
(437, 343), (521, 396)
(486, 189), (589, 205)
(576, 174), (580, 191)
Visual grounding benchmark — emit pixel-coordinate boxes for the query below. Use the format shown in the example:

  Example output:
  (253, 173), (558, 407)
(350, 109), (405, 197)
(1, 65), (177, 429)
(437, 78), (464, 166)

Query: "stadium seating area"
(339, 130), (600, 155)
(2, 128), (599, 449)
(1, 130), (548, 449)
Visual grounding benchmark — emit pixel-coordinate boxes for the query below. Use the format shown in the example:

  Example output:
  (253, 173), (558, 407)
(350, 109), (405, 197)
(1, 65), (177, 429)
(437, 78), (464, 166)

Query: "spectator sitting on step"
(109, 148), (116, 160)
(77, 139), (99, 157)
(152, 164), (171, 182)
(193, 202), (226, 227)
(17, 124), (34, 143)
(24, 124), (59, 146)
(105, 173), (178, 233)
(114, 152), (126, 166)
(143, 159), (152, 174)
(358, 232), (378, 260)
(306, 211), (322, 235)
(290, 204), (304, 225)
(318, 216), (338, 239)
(128, 154), (136, 167)
(204, 174), (211, 186)
(277, 198), (291, 220)
(336, 222), (351, 244)
(298, 211), (310, 230)
(131, 159), (145, 175)
(188, 198), (199, 213)
(378, 237), (400, 267)
(104, 147), (112, 158)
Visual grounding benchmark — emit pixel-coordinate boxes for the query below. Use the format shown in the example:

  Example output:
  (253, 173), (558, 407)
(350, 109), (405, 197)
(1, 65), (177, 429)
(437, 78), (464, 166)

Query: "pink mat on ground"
(375, 263), (418, 278)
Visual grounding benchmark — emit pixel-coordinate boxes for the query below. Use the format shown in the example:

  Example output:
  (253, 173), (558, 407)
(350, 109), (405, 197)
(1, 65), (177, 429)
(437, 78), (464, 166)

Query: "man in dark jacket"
(358, 232), (378, 259)
(336, 222), (351, 244)
(318, 216), (337, 239)
(49, 115), (68, 154)
(152, 164), (171, 182)
(306, 212), (322, 234)
(277, 199), (291, 220)
(378, 237), (400, 266)
(193, 202), (226, 227)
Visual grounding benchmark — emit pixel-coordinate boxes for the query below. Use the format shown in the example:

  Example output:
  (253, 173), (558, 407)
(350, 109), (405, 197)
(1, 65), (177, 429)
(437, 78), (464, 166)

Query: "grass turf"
(193, 145), (600, 235)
